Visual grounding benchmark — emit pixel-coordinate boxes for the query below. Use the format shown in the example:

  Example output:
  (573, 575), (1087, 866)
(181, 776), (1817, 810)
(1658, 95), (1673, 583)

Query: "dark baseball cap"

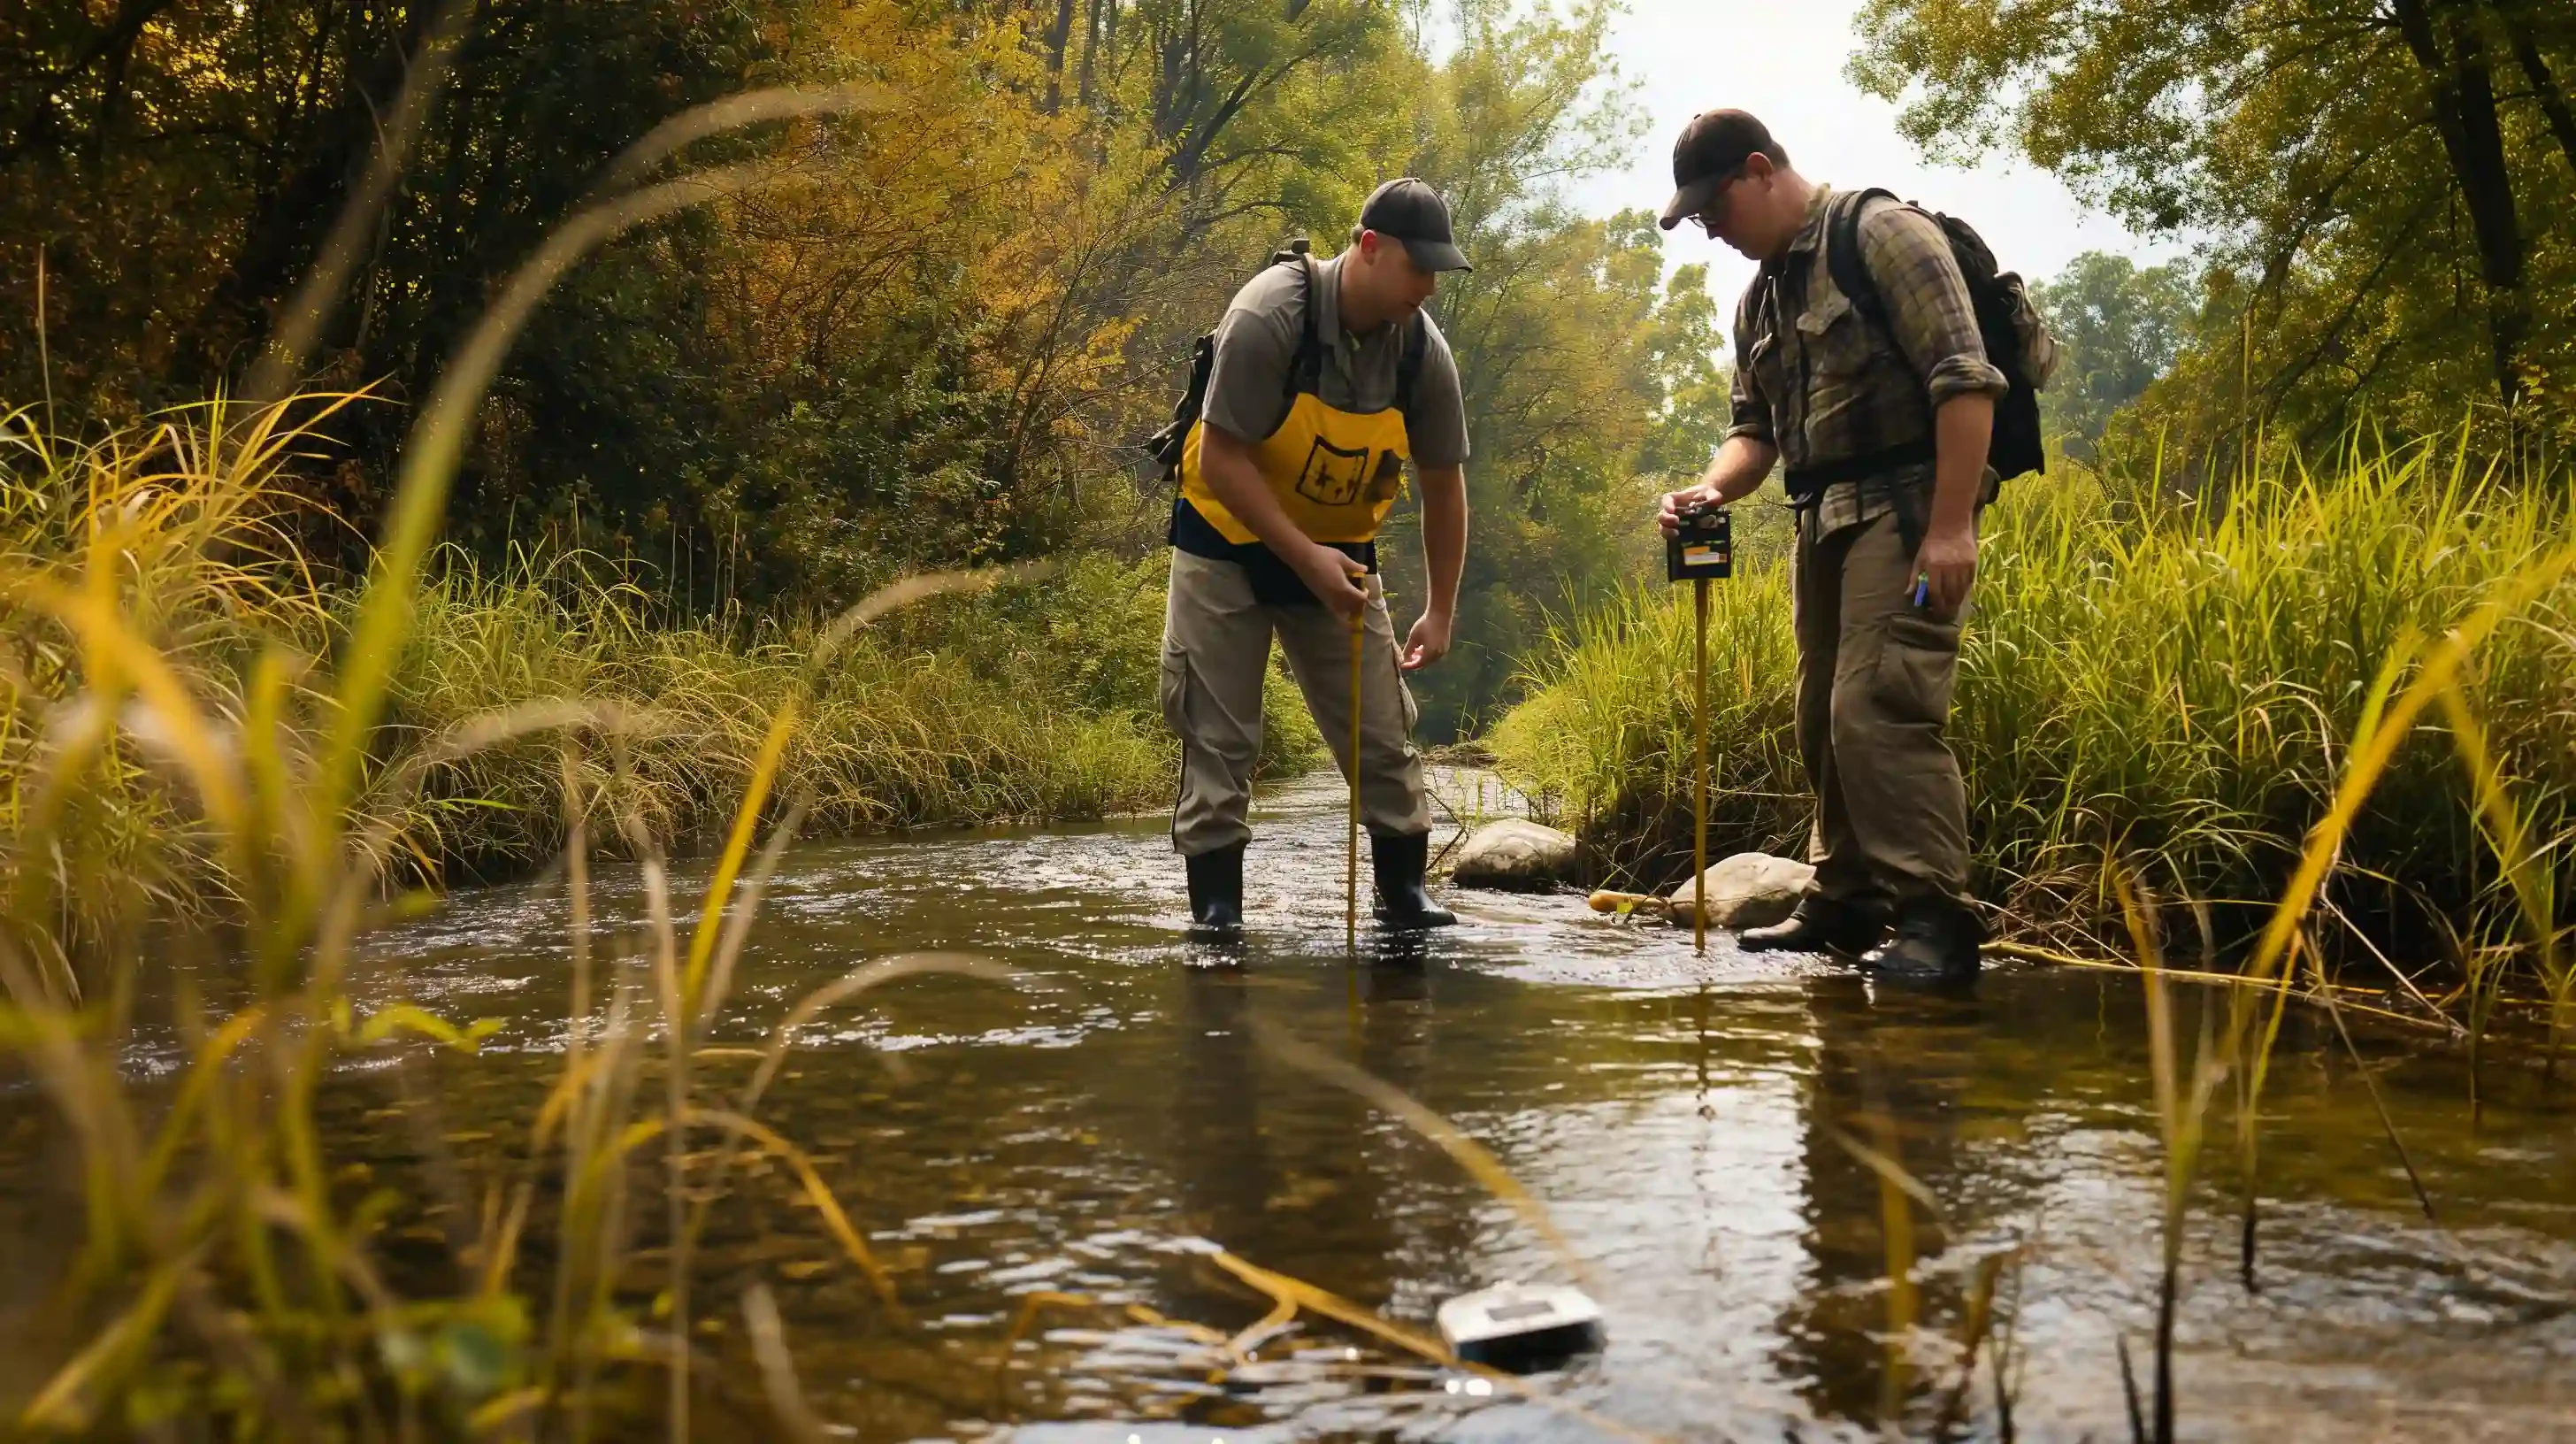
(1658, 109), (1777, 231)
(1359, 178), (1472, 273)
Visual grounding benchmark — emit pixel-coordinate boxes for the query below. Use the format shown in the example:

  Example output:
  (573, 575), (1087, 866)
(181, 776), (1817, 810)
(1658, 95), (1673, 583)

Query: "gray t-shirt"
(1200, 252), (1471, 468)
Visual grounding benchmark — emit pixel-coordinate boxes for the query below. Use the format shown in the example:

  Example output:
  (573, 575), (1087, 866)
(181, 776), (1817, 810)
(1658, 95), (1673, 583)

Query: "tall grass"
(1, 403), (1322, 968)
(0, 403), (1346, 1439)
(387, 547), (1273, 874)
(0, 398), (1502, 1440)
(1492, 438), (2576, 1015)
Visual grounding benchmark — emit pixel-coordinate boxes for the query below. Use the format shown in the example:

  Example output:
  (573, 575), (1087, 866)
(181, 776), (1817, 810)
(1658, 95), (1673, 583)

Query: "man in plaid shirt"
(1654, 109), (2005, 981)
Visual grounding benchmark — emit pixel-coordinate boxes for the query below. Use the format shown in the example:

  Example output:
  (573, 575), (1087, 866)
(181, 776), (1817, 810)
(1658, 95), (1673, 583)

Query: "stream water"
(304, 773), (2574, 1438)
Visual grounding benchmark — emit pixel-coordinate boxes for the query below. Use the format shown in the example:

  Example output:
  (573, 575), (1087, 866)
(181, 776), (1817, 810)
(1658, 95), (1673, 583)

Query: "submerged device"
(1436, 1282), (1605, 1372)
(1665, 503), (1732, 583)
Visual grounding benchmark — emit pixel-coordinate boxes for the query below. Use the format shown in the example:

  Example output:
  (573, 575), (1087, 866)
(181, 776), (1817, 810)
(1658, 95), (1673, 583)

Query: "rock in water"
(1666, 852), (1815, 929)
(1448, 819), (1579, 892)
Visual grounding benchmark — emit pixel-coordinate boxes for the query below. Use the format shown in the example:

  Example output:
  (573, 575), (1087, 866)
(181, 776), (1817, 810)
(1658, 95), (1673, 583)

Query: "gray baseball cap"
(1360, 178), (1473, 273)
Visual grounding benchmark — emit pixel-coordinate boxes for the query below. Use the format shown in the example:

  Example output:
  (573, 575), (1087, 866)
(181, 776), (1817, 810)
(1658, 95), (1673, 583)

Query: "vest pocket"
(1292, 436), (1372, 507)
(1874, 613), (1961, 727)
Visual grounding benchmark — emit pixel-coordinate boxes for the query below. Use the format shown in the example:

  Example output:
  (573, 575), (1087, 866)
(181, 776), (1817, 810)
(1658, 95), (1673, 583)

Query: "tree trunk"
(2391, 0), (2528, 406)
(1044, 0), (1077, 113)
(2508, 20), (2576, 181)
(1076, 0), (1103, 111)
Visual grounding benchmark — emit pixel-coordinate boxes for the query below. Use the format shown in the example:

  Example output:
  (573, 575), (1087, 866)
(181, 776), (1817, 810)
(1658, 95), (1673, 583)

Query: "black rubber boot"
(1370, 832), (1457, 929)
(1858, 901), (1985, 983)
(1184, 842), (1246, 934)
(1738, 896), (1890, 955)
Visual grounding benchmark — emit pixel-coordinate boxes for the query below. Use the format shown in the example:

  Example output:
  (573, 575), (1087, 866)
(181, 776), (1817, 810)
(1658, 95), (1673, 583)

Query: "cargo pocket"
(1874, 613), (1961, 727)
(1370, 621), (1421, 746)
(1160, 642), (1192, 735)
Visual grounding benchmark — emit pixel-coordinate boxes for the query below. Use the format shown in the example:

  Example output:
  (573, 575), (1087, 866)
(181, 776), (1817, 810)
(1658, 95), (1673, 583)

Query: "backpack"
(1824, 188), (2060, 483)
(1144, 237), (1428, 483)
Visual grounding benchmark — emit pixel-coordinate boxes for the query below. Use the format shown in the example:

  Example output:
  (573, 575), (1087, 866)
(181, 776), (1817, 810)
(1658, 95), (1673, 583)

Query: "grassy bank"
(2, 402), (1318, 953)
(1493, 439), (2576, 985)
(0, 394), (1356, 1434)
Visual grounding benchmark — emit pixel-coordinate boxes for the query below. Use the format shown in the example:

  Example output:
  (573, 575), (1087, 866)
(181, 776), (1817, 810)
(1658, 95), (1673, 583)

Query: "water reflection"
(34, 772), (2565, 1440)
(1162, 949), (1465, 1326)
(1781, 972), (1996, 1430)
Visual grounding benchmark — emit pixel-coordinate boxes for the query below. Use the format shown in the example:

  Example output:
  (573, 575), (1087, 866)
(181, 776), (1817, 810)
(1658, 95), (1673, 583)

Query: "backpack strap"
(1824, 186), (1899, 336)
(1288, 254), (1326, 398)
(1394, 311), (1428, 419)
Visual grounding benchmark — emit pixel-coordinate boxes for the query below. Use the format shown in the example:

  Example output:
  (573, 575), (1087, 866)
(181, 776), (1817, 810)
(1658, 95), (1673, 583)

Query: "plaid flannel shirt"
(1724, 185), (2008, 537)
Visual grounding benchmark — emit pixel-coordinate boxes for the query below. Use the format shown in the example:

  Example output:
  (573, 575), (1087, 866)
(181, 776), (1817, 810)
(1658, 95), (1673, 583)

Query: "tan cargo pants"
(1792, 508), (1974, 910)
(1161, 549), (1431, 855)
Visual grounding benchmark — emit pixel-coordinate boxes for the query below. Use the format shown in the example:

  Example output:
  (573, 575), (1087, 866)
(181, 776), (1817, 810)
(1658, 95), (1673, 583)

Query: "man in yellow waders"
(1162, 178), (1473, 934)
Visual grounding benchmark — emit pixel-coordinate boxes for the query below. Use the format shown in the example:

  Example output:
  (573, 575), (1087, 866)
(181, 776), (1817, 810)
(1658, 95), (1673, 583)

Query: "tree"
(1357, 0), (1723, 738)
(1851, 0), (2576, 462)
(1, 0), (1732, 725)
(2031, 250), (2196, 460)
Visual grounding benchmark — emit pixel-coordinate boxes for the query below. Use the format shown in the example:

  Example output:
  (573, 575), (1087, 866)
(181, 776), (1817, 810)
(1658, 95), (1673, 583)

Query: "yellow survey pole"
(1348, 605), (1364, 956)
(1693, 576), (1710, 955)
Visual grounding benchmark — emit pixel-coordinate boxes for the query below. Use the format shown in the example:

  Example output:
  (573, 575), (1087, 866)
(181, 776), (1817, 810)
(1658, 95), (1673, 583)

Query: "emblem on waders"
(1293, 436), (1373, 507)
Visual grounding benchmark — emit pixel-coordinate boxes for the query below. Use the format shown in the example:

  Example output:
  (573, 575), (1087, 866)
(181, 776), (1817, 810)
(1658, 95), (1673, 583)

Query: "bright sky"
(1564, 0), (2186, 305)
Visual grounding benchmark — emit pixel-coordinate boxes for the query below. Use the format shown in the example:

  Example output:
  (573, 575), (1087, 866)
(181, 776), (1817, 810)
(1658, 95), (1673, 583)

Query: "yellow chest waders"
(1175, 376), (1413, 548)
(1174, 257), (1415, 951)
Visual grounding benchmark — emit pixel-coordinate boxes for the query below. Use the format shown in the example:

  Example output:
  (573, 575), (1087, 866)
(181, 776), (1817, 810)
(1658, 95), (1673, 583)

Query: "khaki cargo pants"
(1162, 549), (1432, 855)
(1792, 508), (1974, 910)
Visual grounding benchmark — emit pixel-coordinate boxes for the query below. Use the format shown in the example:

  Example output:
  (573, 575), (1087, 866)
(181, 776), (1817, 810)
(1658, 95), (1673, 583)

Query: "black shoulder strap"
(1394, 311), (1428, 416)
(1825, 186), (1898, 333)
(1288, 254), (1326, 398)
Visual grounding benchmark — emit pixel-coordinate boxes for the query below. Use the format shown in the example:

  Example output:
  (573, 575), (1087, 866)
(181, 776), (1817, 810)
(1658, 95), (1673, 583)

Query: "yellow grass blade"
(1205, 1251), (1669, 1444)
(684, 696), (801, 1010)
(326, 159), (823, 820)
(686, 1108), (904, 1321)
(19, 1248), (196, 1430)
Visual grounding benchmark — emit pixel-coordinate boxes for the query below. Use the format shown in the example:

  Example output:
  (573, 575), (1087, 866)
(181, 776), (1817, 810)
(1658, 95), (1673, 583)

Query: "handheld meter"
(1665, 503), (1732, 583)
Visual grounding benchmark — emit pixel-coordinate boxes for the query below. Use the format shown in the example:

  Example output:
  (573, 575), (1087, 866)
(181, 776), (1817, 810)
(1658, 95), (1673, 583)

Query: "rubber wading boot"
(1859, 902), (1985, 983)
(1184, 841), (1246, 934)
(1371, 832), (1458, 929)
(1737, 897), (1889, 956)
